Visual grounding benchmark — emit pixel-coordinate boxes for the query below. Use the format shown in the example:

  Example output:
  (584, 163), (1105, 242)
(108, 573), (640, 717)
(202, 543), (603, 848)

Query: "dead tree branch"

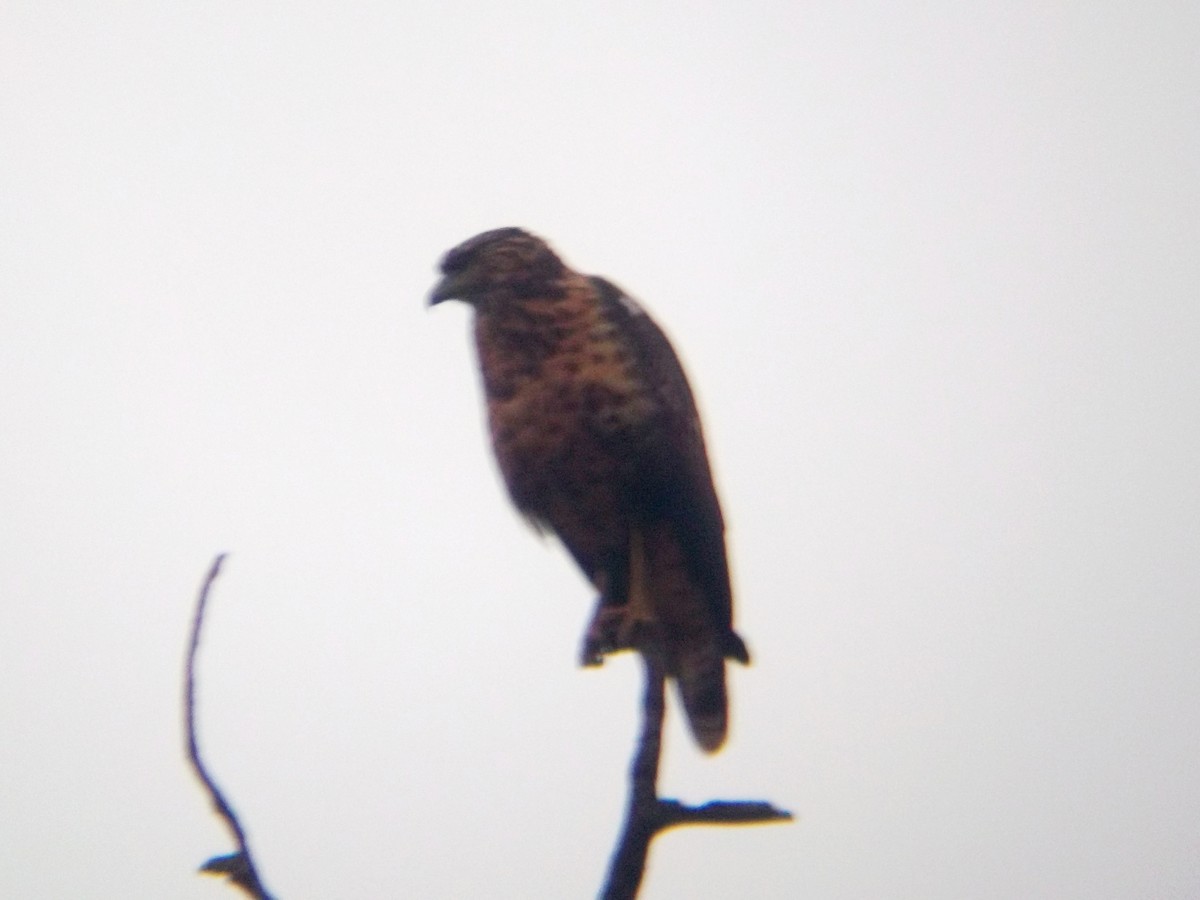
(180, 555), (786, 898)
(184, 554), (275, 900)
(600, 652), (792, 900)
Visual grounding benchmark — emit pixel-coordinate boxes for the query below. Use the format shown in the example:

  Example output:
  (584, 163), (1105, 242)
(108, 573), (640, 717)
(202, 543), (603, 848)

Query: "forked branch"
(600, 652), (792, 899)
(181, 555), (787, 898)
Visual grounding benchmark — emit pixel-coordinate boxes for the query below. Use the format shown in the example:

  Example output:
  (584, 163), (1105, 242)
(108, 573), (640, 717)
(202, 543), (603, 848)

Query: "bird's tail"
(633, 522), (750, 753)
(674, 640), (731, 753)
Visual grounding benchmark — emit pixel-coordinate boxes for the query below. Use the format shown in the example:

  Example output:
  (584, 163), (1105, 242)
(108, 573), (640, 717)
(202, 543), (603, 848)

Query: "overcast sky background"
(2, 2), (1198, 898)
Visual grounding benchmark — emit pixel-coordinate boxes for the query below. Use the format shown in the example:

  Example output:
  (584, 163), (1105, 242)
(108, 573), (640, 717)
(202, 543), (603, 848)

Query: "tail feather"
(635, 522), (750, 753)
(674, 640), (730, 753)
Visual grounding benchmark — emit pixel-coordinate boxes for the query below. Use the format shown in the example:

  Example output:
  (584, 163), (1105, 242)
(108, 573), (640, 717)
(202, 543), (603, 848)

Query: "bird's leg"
(619, 525), (658, 646)
(580, 529), (656, 666)
(582, 569), (619, 666)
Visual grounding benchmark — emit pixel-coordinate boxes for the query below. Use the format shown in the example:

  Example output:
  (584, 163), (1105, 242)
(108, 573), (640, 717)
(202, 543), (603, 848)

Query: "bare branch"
(600, 652), (792, 899)
(181, 555), (786, 898)
(657, 799), (794, 830)
(184, 554), (275, 900)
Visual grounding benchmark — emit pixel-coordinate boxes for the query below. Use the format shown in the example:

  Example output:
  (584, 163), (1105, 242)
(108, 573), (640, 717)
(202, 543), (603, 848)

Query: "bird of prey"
(429, 228), (749, 752)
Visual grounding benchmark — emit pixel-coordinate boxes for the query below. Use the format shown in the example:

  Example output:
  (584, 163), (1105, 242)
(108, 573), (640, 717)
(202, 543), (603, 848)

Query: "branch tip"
(184, 554), (275, 900)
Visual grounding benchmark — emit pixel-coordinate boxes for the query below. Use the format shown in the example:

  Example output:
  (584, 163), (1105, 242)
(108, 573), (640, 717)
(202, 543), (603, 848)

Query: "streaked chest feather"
(475, 285), (657, 501)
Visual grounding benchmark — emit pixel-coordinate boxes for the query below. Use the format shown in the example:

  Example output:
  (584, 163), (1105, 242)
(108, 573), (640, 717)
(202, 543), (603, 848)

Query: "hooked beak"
(428, 271), (468, 306)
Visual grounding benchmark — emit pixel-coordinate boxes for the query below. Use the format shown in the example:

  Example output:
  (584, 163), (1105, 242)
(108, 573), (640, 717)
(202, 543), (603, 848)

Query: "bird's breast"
(476, 297), (658, 516)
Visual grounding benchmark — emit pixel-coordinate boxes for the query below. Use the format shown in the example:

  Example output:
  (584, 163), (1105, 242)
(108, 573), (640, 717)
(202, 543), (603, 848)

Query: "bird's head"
(429, 227), (567, 307)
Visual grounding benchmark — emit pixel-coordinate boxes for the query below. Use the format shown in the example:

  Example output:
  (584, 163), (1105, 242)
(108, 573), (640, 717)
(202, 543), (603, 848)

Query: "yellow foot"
(579, 527), (659, 665)
(580, 600), (659, 666)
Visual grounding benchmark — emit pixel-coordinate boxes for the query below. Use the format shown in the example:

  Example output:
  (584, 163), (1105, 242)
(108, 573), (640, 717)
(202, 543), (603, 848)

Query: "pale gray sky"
(2, 2), (1197, 898)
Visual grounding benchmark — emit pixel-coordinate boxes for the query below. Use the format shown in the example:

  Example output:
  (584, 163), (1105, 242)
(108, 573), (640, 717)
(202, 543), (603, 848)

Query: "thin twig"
(184, 554), (275, 900)
(599, 652), (793, 900)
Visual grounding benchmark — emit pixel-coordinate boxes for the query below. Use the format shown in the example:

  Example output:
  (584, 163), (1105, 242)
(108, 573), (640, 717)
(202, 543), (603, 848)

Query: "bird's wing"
(588, 276), (743, 654)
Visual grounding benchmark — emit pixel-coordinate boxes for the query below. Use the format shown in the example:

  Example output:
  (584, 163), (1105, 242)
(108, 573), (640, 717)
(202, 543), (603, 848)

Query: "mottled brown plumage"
(430, 228), (748, 752)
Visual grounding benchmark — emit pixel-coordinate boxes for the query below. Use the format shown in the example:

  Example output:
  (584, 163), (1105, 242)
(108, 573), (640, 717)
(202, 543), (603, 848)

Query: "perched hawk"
(430, 228), (749, 752)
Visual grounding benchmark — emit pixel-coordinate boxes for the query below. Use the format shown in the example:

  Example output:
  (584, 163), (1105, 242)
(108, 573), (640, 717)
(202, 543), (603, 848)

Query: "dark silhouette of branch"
(181, 555), (785, 898)
(184, 554), (276, 900)
(600, 651), (793, 900)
